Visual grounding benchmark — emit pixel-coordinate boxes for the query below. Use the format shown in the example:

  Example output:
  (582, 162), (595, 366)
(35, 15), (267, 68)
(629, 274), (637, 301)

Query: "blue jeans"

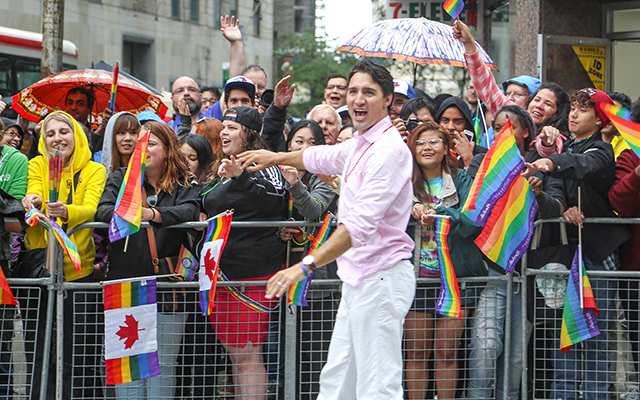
(114, 312), (187, 399)
(467, 268), (529, 400)
(550, 255), (616, 400)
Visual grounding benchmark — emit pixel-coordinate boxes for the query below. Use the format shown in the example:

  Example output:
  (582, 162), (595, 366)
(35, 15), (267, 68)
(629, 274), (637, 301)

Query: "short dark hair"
(286, 119), (325, 151)
(201, 86), (221, 97)
(399, 97), (436, 121)
(494, 105), (535, 150)
(66, 87), (95, 111)
(608, 92), (632, 109)
(326, 73), (347, 86)
(224, 88), (255, 108)
(348, 60), (394, 98)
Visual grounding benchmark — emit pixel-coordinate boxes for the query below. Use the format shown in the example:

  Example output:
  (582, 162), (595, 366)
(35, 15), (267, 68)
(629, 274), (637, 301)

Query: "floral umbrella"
(337, 17), (497, 70)
(12, 69), (168, 128)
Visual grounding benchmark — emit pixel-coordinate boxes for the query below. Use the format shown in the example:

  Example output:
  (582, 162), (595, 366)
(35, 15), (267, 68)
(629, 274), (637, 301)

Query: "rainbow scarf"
(434, 217), (462, 318)
(474, 176), (538, 273)
(443, 0), (465, 19)
(0, 266), (16, 306)
(175, 245), (198, 281)
(462, 121), (524, 227)
(600, 103), (640, 158)
(287, 213), (336, 307)
(104, 278), (160, 385)
(198, 211), (233, 316)
(560, 246), (600, 353)
(108, 131), (150, 242)
(25, 208), (81, 275)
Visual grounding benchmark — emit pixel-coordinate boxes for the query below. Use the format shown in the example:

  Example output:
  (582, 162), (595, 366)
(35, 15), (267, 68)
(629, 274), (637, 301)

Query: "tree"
(275, 28), (360, 117)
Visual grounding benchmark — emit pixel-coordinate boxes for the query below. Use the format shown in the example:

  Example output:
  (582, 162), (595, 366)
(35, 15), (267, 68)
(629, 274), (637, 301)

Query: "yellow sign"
(572, 45), (606, 91)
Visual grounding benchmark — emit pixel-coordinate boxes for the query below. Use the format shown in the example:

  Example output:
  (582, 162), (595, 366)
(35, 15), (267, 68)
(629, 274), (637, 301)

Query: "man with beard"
(167, 76), (205, 133)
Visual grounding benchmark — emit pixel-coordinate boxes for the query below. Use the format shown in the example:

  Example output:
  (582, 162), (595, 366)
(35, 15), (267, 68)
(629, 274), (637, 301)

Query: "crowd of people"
(0, 15), (640, 400)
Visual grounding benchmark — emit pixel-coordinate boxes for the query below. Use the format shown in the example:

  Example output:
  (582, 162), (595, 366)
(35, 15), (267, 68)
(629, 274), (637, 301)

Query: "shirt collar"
(354, 116), (393, 144)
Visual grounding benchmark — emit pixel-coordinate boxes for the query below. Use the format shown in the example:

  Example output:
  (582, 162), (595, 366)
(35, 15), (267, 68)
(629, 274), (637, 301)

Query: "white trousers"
(317, 260), (416, 400)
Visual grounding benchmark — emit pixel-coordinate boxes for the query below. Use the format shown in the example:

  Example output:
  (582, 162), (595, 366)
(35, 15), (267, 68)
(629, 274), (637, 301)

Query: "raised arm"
(221, 15), (247, 77)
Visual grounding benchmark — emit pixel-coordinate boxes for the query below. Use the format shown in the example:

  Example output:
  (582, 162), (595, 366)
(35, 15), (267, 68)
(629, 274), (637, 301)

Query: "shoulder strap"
(142, 186), (159, 273)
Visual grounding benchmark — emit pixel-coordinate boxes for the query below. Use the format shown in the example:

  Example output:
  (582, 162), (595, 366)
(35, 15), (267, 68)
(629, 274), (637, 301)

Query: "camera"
(403, 117), (422, 133)
(259, 89), (274, 108)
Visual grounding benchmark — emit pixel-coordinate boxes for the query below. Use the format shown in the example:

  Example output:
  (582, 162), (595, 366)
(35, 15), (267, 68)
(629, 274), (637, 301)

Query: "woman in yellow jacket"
(22, 111), (106, 281)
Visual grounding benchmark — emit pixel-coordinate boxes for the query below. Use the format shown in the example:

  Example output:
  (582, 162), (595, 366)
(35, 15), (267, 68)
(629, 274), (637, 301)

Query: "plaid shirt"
(465, 50), (563, 157)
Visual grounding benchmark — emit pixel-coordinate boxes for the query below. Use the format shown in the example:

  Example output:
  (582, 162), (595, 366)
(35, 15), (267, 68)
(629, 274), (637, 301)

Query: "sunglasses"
(147, 194), (158, 207)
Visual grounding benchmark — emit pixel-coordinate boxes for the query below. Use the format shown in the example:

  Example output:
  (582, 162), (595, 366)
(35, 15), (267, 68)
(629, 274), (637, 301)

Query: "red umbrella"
(11, 69), (168, 128)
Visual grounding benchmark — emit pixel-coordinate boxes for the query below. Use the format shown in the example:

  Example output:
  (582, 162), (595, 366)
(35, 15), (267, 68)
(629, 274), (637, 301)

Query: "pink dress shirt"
(303, 116), (414, 287)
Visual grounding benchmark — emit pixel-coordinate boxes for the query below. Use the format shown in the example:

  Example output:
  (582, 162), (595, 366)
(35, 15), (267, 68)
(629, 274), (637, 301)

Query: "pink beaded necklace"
(344, 125), (392, 183)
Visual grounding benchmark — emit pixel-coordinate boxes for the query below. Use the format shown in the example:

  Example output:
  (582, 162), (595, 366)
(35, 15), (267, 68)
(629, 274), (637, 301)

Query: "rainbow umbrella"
(11, 68), (168, 128)
(337, 17), (497, 70)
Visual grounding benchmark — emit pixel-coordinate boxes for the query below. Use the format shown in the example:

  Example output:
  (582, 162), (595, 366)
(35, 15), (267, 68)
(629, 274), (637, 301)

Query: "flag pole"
(578, 186), (584, 310)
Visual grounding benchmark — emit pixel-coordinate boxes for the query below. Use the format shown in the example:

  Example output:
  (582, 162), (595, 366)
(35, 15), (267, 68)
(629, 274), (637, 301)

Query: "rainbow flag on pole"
(25, 208), (82, 275)
(560, 247), (600, 353)
(434, 217), (462, 318)
(288, 213), (336, 307)
(108, 130), (150, 242)
(175, 245), (198, 281)
(104, 277), (160, 385)
(462, 120), (524, 227)
(600, 103), (640, 158)
(199, 211), (233, 316)
(474, 176), (538, 273)
(443, 0), (465, 19)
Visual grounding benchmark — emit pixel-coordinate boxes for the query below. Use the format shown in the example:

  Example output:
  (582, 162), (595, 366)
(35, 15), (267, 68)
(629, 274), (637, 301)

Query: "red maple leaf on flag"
(116, 314), (145, 349)
(204, 247), (217, 282)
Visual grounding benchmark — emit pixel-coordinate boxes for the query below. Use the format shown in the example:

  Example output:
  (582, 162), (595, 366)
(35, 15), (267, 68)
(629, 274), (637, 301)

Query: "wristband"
(299, 262), (310, 278)
(150, 207), (157, 221)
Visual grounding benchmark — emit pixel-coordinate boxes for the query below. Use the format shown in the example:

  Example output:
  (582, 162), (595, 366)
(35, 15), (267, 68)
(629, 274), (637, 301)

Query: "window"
(122, 38), (155, 87)
(0, 57), (13, 98)
(16, 59), (40, 94)
(253, 0), (261, 37)
(213, 0), (221, 27)
(171, 0), (180, 19)
(230, 0), (238, 18)
(190, 0), (199, 22)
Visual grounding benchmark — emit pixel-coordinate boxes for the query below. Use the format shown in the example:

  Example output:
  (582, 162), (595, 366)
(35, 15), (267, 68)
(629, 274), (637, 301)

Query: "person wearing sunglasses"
(96, 121), (200, 398)
(405, 121), (485, 400)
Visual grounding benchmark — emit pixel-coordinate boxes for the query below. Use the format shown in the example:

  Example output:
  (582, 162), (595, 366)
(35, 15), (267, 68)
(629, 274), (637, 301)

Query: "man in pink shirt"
(239, 60), (416, 399)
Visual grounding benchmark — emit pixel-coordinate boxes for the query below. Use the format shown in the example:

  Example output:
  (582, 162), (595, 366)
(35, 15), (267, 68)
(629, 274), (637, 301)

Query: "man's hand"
(523, 158), (555, 177)
(218, 155), (244, 178)
(563, 206), (584, 228)
(266, 263), (307, 299)
(178, 99), (191, 117)
(528, 176), (543, 197)
(393, 118), (408, 140)
(273, 76), (296, 108)
(238, 149), (280, 171)
(221, 15), (242, 43)
(452, 19), (477, 54)
(451, 130), (475, 167)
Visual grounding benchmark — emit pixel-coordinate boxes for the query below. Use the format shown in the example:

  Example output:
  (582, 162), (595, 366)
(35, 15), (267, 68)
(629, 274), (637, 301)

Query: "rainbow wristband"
(299, 262), (310, 278)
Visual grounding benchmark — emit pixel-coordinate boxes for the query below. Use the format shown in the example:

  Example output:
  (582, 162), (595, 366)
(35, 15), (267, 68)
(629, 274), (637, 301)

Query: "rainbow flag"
(25, 208), (82, 275)
(108, 131), (150, 243)
(0, 267), (17, 306)
(462, 120), (524, 227)
(560, 247), (600, 353)
(600, 103), (640, 158)
(175, 245), (198, 281)
(434, 217), (462, 318)
(474, 176), (538, 273)
(443, 0), (465, 19)
(198, 211), (233, 316)
(104, 277), (160, 385)
(287, 213), (336, 307)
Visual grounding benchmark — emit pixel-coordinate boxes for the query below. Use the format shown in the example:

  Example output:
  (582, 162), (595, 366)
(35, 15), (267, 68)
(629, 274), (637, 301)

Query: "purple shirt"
(303, 116), (414, 287)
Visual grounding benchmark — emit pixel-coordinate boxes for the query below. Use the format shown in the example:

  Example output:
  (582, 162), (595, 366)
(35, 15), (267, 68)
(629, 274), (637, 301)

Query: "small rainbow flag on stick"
(462, 120), (524, 227)
(199, 211), (233, 316)
(109, 61), (119, 111)
(109, 130), (150, 243)
(104, 277), (160, 384)
(560, 247), (600, 353)
(25, 208), (82, 275)
(474, 176), (538, 273)
(175, 245), (198, 281)
(443, 0), (465, 19)
(288, 213), (336, 307)
(600, 103), (640, 158)
(434, 216), (462, 318)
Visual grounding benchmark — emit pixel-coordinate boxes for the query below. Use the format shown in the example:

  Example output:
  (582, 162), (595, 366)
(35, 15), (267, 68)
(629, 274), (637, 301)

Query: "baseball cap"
(336, 104), (350, 119)
(225, 76), (256, 99)
(580, 88), (614, 127)
(393, 80), (416, 99)
(223, 107), (262, 132)
(137, 110), (164, 124)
